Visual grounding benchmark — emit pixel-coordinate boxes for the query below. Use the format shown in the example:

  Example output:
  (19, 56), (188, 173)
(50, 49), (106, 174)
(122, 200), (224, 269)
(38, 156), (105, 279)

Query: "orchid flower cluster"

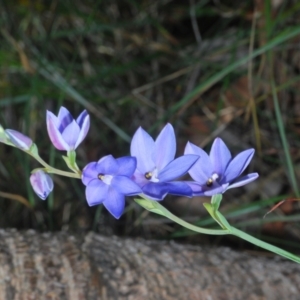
(1, 106), (300, 264)
(0, 107), (258, 218)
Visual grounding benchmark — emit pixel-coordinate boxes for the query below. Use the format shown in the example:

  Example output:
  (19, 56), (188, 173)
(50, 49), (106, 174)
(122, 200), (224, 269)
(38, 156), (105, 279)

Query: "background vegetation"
(1, 0), (300, 252)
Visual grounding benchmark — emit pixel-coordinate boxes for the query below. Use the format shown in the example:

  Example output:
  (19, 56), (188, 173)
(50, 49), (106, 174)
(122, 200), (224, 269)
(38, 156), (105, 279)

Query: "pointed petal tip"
(103, 189), (125, 219)
(227, 172), (259, 189)
(154, 122), (176, 169)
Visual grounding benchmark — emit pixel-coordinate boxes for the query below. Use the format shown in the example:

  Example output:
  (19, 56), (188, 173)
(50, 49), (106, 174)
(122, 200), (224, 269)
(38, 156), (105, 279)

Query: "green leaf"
(29, 143), (39, 156)
(215, 211), (231, 231)
(66, 150), (80, 172)
(62, 155), (79, 173)
(203, 203), (224, 228)
(0, 124), (7, 141)
(203, 203), (231, 230)
(134, 198), (165, 216)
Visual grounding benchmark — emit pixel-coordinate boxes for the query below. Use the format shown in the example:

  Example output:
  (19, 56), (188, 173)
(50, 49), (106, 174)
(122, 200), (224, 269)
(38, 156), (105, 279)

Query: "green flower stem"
(135, 197), (229, 235)
(30, 153), (81, 179)
(162, 207), (230, 235)
(230, 227), (300, 264)
(135, 196), (300, 264)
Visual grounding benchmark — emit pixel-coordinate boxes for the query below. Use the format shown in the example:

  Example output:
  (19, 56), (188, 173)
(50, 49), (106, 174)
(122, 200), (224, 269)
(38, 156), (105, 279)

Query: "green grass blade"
(272, 81), (300, 196)
(153, 25), (300, 127)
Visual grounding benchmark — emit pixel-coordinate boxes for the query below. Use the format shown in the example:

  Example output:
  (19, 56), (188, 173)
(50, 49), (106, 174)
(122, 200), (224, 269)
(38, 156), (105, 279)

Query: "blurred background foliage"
(1, 0), (300, 252)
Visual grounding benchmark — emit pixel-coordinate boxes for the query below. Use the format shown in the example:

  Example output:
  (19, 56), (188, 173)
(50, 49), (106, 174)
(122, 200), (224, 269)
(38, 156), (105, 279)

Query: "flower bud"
(47, 107), (90, 151)
(30, 170), (54, 200)
(5, 129), (33, 150)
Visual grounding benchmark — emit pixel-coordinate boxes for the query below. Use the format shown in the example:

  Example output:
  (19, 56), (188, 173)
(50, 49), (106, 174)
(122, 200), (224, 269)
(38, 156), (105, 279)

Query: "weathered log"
(0, 229), (299, 300)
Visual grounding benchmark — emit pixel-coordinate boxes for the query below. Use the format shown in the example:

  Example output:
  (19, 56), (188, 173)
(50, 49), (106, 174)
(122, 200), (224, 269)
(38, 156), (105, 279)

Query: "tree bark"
(0, 229), (299, 300)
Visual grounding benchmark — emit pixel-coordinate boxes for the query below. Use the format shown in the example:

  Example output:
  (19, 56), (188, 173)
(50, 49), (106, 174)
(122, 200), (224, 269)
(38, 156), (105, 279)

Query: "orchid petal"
(142, 182), (169, 200)
(82, 162), (98, 185)
(96, 155), (119, 175)
(202, 182), (229, 196)
(158, 154), (199, 182)
(185, 181), (203, 195)
(209, 138), (231, 175)
(130, 127), (155, 173)
(85, 179), (109, 206)
(76, 110), (88, 127)
(116, 156), (137, 176)
(46, 111), (60, 128)
(103, 188), (125, 219)
(5, 129), (32, 150)
(223, 149), (255, 183)
(46, 111), (70, 150)
(131, 171), (149, 187)
(154, 123), (176, 170)
(112, 176), (141, 195)
(185, 142), (213, 183)
(227, 173), (259, 189)
(57, 107), (73, 131)
(61, 120), (81, 150)
(187, 181), (228, 196)
(165, 182), (193, 197)
(75, 114), (90, 148)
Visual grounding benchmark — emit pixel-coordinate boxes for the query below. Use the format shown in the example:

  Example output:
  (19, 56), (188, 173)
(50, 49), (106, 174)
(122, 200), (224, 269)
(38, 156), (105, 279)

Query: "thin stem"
(135, 198), (229, 235)
(30, 153), (81, 179)
(231, 227), (300, 264)
(166, 210), (230, 235)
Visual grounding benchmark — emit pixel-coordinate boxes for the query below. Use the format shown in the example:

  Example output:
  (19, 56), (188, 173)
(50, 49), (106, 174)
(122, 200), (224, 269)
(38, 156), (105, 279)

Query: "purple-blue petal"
(61, 120), (81, 150)
(154, 123), (176, 170)
(202, 184), (228, 197)
(165, 182), (193, 197)
(57, 107), (73, 131)
(223, 149), (255, 183)
(142, 182), (169, 200)
(186, 181), (228, 196)
(209, 138), (231, 176)
(227, 173), (259, 189)
(85, 179), (109, 206)
(116, 156), (137, 176)
(96, 155), (119, 175)
(158, 154), (199, 182)
(131, 171), (149, 188)
(5, 129), (33, 150)
(46, 112), (70, 150)
(185, 181), (203, 195)
(75, 114), (90, 149)
(103, 188), (125, 219)
(111, 175), (142, 195)
(185, 142), (213, 184)
(202, 182), (229, 196)
(76, 110), (88, 127)
(130, 127), (155, 173)
(82, 162), (98, 185)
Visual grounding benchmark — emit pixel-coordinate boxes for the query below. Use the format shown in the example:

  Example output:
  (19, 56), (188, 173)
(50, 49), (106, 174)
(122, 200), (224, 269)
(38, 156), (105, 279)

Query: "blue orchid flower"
(130, 123), (199, 200)
(82, 155), (142, 219)
(47, 106), (90, 151)
(184, 138), (258, 196)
